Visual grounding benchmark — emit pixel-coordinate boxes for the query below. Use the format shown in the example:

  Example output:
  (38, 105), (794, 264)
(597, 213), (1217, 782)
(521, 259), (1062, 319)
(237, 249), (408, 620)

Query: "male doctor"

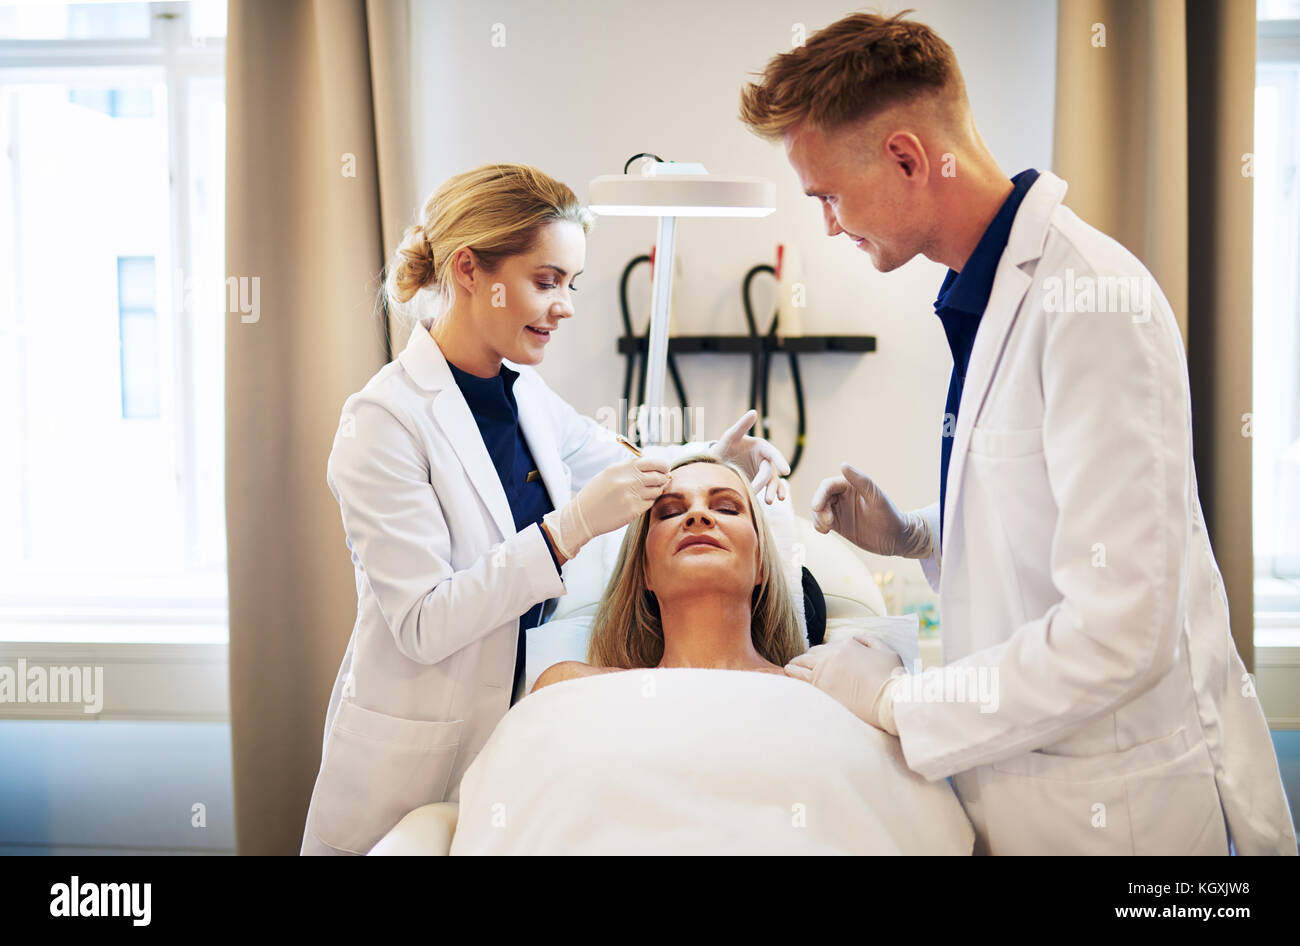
(744, 11), (1297, 854)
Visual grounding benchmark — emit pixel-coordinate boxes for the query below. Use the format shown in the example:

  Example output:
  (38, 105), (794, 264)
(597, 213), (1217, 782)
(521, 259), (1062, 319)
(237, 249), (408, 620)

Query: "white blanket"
(450, 668), (974, 855)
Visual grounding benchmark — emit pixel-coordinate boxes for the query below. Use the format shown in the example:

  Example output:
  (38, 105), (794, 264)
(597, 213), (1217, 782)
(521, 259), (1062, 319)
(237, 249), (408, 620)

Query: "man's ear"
(884, 130), (928, 181)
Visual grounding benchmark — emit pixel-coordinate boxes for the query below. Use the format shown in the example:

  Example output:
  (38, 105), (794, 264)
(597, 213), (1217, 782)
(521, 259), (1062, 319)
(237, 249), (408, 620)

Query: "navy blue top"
(446, 360), (563, 698)
(933, 168), (1039, 543)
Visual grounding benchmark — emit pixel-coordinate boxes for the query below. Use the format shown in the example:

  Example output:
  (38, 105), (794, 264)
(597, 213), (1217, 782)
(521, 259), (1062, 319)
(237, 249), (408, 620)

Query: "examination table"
(368, 511), (943, 855)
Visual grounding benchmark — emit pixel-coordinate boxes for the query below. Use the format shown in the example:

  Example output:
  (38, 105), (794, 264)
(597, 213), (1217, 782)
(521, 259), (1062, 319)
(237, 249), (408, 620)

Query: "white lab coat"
(896, 170), (1296, 855)
(300, 317), (709, 855)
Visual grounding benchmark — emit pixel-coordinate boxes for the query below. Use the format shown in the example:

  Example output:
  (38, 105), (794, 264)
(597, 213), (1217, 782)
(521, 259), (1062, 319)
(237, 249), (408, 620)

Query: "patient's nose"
(684, 509), (714, 527)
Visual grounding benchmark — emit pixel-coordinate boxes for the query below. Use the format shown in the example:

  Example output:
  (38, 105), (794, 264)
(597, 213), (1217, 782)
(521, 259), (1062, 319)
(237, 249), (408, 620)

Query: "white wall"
(407, 0), (1057, 610)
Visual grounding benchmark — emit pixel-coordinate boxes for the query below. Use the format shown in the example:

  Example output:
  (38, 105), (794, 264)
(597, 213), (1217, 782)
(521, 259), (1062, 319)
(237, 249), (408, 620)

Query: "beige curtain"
(225, 0), (415, 855)
(1054, 0), (1257, 669)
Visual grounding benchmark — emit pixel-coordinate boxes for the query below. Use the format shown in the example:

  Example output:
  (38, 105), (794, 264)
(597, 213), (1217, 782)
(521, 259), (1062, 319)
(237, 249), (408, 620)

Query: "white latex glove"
(810, 462), (933, 559)
(542, 455), (670, 560)
(784, 635), (905, 733)
(709, 409), (790, 504)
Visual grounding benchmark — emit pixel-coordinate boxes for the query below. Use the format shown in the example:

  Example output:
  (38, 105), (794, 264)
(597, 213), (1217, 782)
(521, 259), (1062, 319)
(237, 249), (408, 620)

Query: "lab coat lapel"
(510, 366), (571, 512)
(942, 265), (1031, 544)
(941, 172), (1069, 564)
(400, 322), (517, 542)
(433, 390), (518, 542)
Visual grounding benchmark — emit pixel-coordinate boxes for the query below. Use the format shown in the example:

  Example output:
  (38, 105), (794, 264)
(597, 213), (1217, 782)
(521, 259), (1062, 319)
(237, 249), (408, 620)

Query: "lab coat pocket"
(981, 727), (1224, 855)
(310, 701), (464, 854)
(992, 726), (1190, 780)
(968, 425), (1043, 458)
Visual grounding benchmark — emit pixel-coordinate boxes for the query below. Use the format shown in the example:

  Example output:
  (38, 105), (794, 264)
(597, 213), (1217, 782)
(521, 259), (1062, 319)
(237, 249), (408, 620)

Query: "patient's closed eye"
(658, 501), (741, 518)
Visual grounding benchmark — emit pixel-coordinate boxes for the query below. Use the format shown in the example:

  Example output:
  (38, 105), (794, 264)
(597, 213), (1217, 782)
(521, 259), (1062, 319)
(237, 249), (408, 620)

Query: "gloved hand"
(542, 455), (670, 560)
(709, 409), (790, 504)
(810, 462), (934, 558)
(784, 635), (905, 733)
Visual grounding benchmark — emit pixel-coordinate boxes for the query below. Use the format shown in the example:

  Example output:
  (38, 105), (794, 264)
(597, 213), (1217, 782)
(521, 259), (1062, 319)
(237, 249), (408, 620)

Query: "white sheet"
(450, 668), (974, 855)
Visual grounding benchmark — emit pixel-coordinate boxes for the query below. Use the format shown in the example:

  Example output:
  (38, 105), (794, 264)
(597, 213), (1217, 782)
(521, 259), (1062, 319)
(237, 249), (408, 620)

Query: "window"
(0, 1), (226, 641)
(69, 86), (155, 117)
(117, 255), (161, 419)
(1255, 2), (1300, 644)
(0, 3), (152, 40)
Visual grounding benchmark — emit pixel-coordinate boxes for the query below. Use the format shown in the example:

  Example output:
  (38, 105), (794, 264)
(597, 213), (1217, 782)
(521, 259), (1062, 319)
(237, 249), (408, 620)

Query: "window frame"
(0, 2), (226, 645)
(1255, 17), (1300, 644)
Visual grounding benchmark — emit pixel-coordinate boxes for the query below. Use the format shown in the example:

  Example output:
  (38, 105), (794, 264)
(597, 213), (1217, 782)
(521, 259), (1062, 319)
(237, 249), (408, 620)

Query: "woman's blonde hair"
(586, 454), (806, 669)
(382, 163), (595, 328)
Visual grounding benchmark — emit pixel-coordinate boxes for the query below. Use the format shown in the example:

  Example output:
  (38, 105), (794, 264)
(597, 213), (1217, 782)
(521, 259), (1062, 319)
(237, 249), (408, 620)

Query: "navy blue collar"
(934, 169), (1040, 317)
(446, 359), (520, 418)
(446, 359), (518, 388)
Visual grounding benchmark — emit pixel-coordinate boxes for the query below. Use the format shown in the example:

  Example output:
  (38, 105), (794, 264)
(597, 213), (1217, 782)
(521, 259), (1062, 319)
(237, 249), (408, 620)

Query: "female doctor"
(300, 163), (791, 855)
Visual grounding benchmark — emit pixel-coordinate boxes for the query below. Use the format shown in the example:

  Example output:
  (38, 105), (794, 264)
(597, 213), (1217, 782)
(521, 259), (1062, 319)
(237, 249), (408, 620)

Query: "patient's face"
(643, 462), (762, 603)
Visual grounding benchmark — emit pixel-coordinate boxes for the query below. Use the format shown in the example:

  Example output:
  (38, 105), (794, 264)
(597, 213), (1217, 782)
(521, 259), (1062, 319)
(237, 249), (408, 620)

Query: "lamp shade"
(589, 171), (775, 217)
(586, 160), (775, 444)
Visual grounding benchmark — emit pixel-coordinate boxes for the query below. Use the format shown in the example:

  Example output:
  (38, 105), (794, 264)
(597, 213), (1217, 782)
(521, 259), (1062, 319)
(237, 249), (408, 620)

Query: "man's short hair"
(739, 9), (964, 142)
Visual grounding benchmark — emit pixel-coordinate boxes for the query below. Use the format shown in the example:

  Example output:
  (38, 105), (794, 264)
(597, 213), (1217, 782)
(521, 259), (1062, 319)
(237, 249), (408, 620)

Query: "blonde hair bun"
(390, 223), (435, 305)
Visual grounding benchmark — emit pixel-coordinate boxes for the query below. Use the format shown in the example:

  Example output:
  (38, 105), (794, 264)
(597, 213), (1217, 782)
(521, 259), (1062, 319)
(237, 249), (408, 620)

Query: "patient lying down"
(534, 455), (804, 690)
(449, 456), (974, 855)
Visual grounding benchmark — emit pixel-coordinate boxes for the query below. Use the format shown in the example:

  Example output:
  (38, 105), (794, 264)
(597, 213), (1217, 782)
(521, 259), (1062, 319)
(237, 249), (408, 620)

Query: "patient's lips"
(676, 534), (725, 553)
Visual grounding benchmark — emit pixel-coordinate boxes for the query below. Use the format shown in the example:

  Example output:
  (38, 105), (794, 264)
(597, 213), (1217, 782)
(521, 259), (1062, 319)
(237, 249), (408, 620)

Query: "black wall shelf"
(616, 334), (877, 355)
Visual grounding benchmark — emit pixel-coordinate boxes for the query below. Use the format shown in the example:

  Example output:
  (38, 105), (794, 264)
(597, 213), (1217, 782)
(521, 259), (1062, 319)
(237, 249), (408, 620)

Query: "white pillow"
(826, 612), (921, 670)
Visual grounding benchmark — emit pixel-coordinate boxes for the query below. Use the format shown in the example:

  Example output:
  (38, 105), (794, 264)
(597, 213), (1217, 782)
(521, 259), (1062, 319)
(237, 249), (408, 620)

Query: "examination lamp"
(589, 160), (776, 444)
